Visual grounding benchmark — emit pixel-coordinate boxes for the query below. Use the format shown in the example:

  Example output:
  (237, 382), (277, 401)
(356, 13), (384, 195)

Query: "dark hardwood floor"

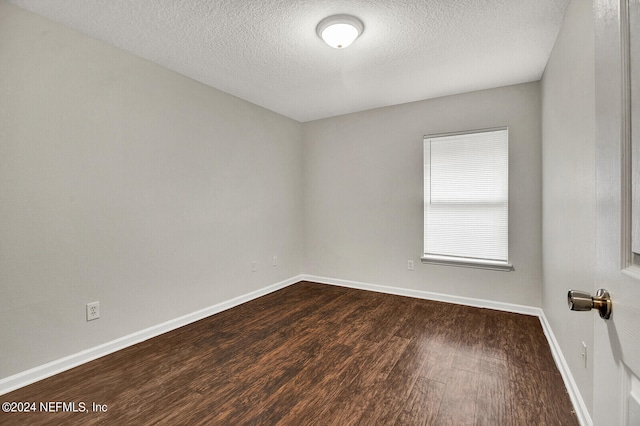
(1, 281), (578, 425)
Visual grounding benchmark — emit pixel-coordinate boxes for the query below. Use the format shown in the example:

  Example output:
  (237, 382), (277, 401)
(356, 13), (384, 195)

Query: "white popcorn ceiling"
(8, 0), (570, 122)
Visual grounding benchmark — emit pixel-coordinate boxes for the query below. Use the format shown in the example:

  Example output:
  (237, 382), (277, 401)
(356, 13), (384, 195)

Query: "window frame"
(421, 127), (513, 272)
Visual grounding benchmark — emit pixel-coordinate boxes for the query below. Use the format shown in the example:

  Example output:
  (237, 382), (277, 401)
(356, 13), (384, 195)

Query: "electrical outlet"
(251, 261), (257, 272)
(272, 256), (278, 266)
(86, 302), (100, 321)
(581, 342), (587, 369)
(408, 260), (414, 270)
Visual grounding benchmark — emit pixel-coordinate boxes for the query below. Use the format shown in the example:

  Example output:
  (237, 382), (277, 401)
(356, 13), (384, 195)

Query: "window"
(422, 128), (512, 271)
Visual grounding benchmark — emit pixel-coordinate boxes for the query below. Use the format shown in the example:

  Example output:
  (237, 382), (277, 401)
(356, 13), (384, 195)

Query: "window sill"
(421, 255), (514, 272)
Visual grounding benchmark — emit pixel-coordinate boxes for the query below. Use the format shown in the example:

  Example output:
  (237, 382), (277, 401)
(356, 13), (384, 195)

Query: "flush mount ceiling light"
(316, 14), (364, 49)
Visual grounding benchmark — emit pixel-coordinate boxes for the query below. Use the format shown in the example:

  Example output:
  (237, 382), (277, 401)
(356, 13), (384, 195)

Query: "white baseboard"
(300, 274), (540, 316)
(1, 273), (592, 426)
(0, 275), (304, 396)
(301, 274), (592, 426)
(538, 312), (593, 426)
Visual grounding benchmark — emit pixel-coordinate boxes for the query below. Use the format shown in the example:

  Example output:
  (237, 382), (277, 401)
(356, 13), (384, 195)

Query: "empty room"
(1, 0), (640, 425)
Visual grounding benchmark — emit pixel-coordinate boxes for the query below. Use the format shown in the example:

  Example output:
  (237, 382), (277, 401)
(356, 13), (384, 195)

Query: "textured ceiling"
(8, 0), (570, 122)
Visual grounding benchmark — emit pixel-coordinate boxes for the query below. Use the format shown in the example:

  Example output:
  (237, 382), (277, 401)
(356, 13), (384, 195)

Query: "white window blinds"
(423, 128), (511, 270)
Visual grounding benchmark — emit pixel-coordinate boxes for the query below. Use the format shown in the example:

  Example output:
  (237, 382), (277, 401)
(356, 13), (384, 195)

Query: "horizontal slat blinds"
(424, 128), (509, 265)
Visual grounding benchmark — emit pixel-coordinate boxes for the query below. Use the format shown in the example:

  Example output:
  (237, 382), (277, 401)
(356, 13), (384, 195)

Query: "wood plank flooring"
(1, 281), (579, 425)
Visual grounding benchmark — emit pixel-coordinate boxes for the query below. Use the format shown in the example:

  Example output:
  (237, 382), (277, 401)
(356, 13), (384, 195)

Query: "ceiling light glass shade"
(316, 14), (364, 49)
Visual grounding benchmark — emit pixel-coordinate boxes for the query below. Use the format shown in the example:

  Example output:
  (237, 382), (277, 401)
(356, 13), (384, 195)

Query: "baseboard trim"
(0, 275), (304, 396)
(300, 274), (540, 316)
(1, 273), (592, 426)
(301, 274), (592, 426)
(538, 312), (593, 426)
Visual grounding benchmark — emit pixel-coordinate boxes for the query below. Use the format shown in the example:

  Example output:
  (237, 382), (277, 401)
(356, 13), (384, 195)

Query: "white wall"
(0, 4), (303, 379)
(541, 0), (596, 415)
(303, 82), (542, 306)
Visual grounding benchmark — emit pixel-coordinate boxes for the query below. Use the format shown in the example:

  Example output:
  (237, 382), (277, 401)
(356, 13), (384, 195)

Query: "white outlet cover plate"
(86, 302), (100, 321)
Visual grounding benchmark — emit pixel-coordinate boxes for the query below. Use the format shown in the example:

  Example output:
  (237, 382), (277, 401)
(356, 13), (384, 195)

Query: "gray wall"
(541, 0), (596, 414)
(0, 4), (304, 378)
(303, 82), (542, 307)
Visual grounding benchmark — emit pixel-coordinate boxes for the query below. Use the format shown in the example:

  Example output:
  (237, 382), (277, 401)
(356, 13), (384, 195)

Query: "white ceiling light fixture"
(316, 14), (364, 49)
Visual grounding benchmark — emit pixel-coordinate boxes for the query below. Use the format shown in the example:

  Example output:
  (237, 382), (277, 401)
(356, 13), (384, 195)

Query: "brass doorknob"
(567, 289), (612, 319)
